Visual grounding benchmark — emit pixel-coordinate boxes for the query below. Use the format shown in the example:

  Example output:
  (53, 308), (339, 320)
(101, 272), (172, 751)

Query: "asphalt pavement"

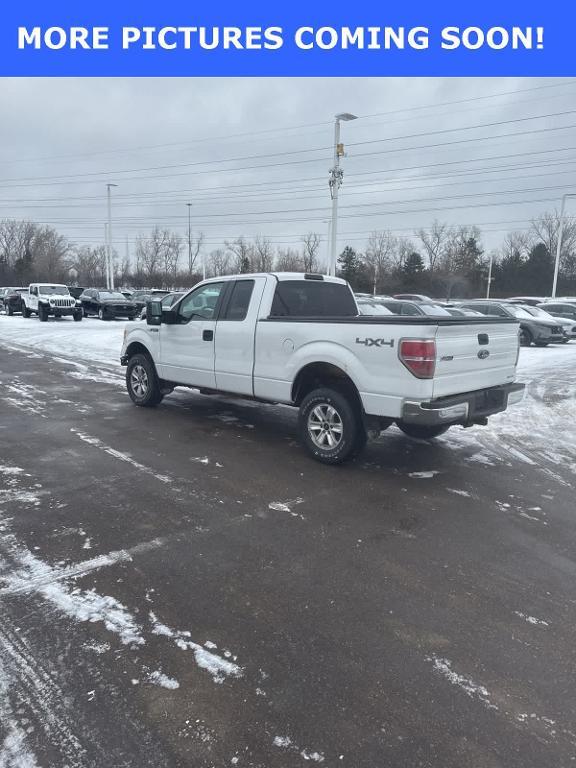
(1, 344), (575, 768)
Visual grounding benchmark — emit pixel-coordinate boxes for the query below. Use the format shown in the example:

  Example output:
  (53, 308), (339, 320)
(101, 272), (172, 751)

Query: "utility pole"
(552, 193), (576, 298)
(187, 203), (192, 273)
(328, 113), (357, 277)
(486, 253), (494, 298)
(106, 183), (118, 290)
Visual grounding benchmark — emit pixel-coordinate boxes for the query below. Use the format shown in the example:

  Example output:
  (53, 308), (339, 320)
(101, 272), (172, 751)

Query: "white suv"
(23, 283), (82, 322)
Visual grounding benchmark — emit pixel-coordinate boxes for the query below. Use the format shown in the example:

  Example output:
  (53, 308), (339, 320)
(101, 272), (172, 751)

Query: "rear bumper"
(402, 382), (525, 426)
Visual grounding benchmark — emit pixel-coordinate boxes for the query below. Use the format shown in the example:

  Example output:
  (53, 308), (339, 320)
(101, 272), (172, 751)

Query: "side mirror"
(161, 307), (178, 325)
(146, 300), (162, 326)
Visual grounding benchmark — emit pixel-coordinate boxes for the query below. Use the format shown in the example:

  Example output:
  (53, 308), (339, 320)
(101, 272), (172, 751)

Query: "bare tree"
(225, 237), (254, 273)
(253, 236), (274, 272)
(276, 248), (303, 271)
(187, 232), (205, 274)
(416, 220), (450, 271)
(364, 230), (397, 294)
(206, 248), (232, 277)
(499, 230), (532, 262)
(300, 232), (321, 273)
(74, 245), (107, 286)
(135, 226), (181, 287)
(531, 210), (576, 267)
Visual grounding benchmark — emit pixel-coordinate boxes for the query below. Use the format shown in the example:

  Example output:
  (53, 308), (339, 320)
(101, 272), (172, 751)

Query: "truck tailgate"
(432, 321), (519, 399)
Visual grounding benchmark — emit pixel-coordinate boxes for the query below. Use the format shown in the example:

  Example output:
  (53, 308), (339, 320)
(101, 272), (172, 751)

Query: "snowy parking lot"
(1, 314), (576, 767)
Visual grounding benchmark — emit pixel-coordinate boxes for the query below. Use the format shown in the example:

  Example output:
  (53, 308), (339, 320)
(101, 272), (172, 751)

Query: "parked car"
(22, 284), (82, 321)
(1, 287), (26, 315)
(79, 289), (139, 320)
(537, 301), (576, 322)
(356, 298), (394, 316)
(443, 306), (484, 317)
(519, 305), (576, 341)
(67, 286), (88, 300)
(458, 300), (564, 346)
(377, 299), (453, 317)
(507, 296), (546, 306)
(140, 291), (185, 319)
(120, 273), (524, 464)
(131, 289), (171, 312)
(393, 293), (432, 302)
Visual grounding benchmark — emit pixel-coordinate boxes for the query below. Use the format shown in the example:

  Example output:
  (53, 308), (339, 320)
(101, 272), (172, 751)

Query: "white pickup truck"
(120, 273), (525, 464)
(22, 283), (82, 322)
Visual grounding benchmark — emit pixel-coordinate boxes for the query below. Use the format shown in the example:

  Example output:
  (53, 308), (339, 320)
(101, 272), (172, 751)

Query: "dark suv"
(459, 301), (564, 346)
(0, 287), (26, 315)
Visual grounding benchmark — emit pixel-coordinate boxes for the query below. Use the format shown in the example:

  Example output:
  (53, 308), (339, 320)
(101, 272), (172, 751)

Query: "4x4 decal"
(355, 337), (395, 348)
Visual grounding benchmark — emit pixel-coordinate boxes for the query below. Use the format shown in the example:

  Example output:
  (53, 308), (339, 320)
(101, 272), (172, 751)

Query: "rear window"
(270, 280), (357, 317)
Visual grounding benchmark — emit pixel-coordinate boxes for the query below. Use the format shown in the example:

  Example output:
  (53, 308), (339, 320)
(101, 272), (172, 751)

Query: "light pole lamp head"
(336, 113), (358, 122)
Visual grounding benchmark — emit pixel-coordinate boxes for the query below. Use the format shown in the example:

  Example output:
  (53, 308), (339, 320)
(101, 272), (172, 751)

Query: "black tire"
(298, 387), (365, 465)
(519, 328), (532, 347)
(23, 307), (31, 318)
(534, 341), (549, 347)
(38, 306), (49, 322)
(7, 304), (13, 316)
(98, 308), (107, 321)
(126, 353), (163, 407)
(73, 311), (82, 322)
(397, 422), (450, 440)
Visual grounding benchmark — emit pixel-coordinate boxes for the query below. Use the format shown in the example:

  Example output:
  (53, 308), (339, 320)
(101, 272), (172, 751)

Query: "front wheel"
(298, 387), (365, 464)
(519, 329), (532, 347)
(73, 311), (82, 322)
(23, 307), (31, 318)
(126, 354), (163, 407)
(38, 306), (48, 322)
(7, 304), (13, 316)
(98, 308), (107, 321)
(397, 422), (450, 440)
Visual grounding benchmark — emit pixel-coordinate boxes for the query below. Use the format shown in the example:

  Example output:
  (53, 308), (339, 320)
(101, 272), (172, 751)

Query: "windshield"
(419, 304), (452, 316)
(99, 291), (127, 300)
(41, 285), (69, 296)
(520, 306), (554, 319)
(509, 306), (535, 319)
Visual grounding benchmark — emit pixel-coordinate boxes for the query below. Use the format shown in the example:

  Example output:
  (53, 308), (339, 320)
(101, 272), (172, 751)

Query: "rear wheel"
(397, 423), (450, 440)
(298, 387), (365, 464)
(126, 354), (163, 407)
(519, 328), (532, 347)
(23, 307), (31, 318)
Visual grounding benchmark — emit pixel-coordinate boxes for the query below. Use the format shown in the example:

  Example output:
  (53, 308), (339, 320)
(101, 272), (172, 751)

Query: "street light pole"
(552, 193), (576, 298)
(187, 203), (192, 273)
(486, 252), (494, 298)
(329, 113), (357, 276)
(106, 183), (118, 290)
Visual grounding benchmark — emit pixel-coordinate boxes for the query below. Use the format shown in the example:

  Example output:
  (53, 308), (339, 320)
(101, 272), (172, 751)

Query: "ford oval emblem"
(478, 349), (490, 360)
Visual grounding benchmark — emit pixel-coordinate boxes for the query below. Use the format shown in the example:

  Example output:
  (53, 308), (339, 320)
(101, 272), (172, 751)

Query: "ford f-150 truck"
(120, 273), (525, 464)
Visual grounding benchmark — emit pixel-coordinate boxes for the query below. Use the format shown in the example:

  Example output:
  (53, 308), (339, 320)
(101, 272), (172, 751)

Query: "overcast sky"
(0, 76), (575, 266)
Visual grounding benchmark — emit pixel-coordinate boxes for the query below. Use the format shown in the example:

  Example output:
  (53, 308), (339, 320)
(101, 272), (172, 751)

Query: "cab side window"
(178, 283), (224, 321)
(400, 303), (420, 316)
(221, 280), (254, 321)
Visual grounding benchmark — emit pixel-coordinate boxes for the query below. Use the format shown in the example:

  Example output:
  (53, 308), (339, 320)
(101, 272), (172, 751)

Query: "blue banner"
(0, 0), (569, 76)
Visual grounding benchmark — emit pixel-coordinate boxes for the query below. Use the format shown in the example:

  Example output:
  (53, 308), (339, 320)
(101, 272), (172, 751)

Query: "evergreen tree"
(337, 246), (362, 287)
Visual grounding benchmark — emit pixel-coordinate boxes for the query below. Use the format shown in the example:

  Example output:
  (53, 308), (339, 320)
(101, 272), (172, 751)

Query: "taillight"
(399, 339), (436, 379)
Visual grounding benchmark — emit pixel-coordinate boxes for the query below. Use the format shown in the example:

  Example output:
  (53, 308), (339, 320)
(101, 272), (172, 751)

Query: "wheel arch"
(291, 361), (362, 410)
(125, 341), (153, 360)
